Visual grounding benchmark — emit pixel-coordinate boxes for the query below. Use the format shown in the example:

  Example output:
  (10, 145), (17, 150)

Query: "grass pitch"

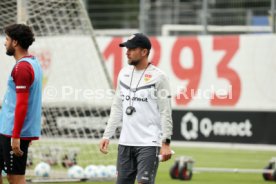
(5, 144), (274, 184)
(156, 146), (275, 184)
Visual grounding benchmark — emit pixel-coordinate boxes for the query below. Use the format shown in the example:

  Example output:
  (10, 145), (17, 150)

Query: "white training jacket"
(103, 64), (173, 147)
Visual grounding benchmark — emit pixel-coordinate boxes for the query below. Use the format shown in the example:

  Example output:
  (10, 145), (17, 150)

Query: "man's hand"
(160, 143), (172, 162)
(99, 138), (110, 154)
(11, 138), (24, 157)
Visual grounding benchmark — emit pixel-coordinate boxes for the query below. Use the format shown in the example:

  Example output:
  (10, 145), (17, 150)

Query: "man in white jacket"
(99, 33), (173, 184)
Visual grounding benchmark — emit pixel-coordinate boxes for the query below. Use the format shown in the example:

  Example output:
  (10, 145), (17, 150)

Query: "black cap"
(119, 33), (151, 50)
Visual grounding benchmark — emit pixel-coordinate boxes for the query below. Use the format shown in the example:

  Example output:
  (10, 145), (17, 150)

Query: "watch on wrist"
(162, 138), (171, 145)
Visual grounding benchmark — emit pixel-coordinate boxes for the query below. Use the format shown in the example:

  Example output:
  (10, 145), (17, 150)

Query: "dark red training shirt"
(11, 59), (37, 140)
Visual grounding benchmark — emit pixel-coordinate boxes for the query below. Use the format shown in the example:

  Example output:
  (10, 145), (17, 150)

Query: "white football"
(106, 165), (117, 178)
(67, 165), (85, 179)
(84, 165), (98, 179)
(34, 162), (51, 177)
(95, 165), (109, 178)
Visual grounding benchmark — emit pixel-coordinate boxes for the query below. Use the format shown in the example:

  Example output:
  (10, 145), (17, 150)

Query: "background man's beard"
(6, 47), (15, 56)
(128, 59), (140, 66)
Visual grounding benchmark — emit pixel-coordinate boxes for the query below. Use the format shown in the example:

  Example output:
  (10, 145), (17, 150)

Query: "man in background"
(100, 33), (173, 184)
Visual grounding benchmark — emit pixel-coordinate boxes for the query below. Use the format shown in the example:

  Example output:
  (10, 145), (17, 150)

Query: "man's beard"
(128, 59), (140, 66)
(6, 46), (15, 56)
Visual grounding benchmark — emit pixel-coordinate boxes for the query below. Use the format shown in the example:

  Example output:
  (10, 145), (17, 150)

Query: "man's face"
(126, 47), (146, 66)
(5, 36), (15, 56)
